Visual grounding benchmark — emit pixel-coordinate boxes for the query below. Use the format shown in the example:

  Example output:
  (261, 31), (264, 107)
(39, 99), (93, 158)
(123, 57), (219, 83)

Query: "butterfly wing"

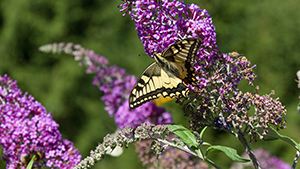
(129, 62), (187, 109)
(162, 38), (201, 85)
(129, 38), (201, 109)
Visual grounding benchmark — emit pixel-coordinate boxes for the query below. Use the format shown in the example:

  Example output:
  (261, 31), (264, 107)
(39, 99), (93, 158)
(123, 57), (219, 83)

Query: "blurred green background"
(0, 0), (300, 168)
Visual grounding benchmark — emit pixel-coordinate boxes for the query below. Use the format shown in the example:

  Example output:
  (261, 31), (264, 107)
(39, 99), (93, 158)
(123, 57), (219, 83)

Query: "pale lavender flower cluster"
(74, 123), (172, 169)
(0, 75), (81, 168)
(39, 43), (173, 129)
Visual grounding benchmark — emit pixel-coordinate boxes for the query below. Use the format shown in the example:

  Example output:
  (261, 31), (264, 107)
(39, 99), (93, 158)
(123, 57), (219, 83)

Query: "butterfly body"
(129, 38), (201, 109)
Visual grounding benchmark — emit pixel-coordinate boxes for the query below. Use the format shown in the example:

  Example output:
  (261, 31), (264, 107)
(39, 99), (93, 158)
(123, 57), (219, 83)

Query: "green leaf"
(168, 124), (198, 149)
(259, 127), (300, 151)
(206, 145), (250, 162)
(202, 142), (211, 146)
(200, 126), (208, 138)
(26, 155), (35, 169)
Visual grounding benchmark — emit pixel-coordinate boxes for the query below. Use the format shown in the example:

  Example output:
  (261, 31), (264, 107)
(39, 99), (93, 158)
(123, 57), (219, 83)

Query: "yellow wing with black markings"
(129, 38), (201, 109)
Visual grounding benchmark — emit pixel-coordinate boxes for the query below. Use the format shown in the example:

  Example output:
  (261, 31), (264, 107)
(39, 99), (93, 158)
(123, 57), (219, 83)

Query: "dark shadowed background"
(0, 0), (300, 168)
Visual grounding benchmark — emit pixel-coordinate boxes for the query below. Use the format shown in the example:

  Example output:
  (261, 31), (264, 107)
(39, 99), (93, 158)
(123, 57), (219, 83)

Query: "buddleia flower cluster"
(184, 55), (286, 143)
(118, 0), (287, 143)
(118, 0), (217, 59)
(0, 75), (81, 168)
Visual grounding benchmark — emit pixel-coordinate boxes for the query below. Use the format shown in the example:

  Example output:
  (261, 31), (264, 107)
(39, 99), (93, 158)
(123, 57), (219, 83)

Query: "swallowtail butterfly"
(129, 38), (201, 109)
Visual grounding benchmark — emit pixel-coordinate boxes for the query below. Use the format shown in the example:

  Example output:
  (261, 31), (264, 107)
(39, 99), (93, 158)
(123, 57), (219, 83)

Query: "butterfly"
(129, 38), (202, 109)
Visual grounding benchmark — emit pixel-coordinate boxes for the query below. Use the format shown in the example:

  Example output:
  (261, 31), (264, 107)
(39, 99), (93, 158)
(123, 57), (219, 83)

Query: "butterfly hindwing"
(129, 62), (187, 109)
(129, 38), (202, 109)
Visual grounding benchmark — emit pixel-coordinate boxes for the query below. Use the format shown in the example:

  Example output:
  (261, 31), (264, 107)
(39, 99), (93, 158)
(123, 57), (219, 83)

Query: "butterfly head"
(153, 53), (169, 67)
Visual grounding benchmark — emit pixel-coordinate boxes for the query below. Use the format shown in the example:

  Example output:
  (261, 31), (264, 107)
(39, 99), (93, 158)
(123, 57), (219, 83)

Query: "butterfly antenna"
(138, 54), (148, 57)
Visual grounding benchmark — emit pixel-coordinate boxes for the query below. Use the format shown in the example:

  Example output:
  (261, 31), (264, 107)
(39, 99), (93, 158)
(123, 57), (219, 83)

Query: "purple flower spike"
(119, 0), (218, 60)
(0, 75), (81, 169)
(94, 65), (136, 116)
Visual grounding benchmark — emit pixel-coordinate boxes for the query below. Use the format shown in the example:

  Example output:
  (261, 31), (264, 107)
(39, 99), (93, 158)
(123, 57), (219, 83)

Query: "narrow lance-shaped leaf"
(26, 155), (36, 169)
(206, 145), (250, 162)
(259, 127), (300, 151)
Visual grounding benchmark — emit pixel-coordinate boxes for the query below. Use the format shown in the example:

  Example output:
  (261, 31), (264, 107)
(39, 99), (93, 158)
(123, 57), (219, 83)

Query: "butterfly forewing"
(162, 38), (201, 85)
(129, 38), (202, 109)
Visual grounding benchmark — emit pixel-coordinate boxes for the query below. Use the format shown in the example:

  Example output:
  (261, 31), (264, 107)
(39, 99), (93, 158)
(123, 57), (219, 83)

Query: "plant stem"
(237, 131), (261, 169)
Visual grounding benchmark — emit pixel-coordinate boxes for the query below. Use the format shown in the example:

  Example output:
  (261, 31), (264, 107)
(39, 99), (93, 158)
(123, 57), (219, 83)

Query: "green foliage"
(0, 0), (299, 168)
(168, 124), (199, 150)
(169, 124), (249, 164)
(26, 155), (35, 169)
(259, 127), (300, 151)
(206, 146), (250, 162)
